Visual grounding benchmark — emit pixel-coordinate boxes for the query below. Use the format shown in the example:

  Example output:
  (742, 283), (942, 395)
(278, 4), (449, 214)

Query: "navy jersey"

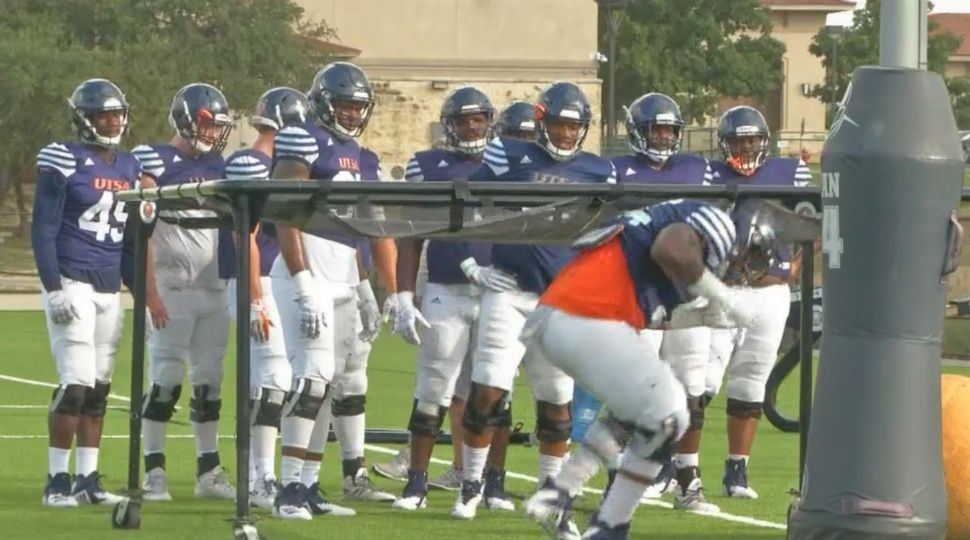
(132, 144), (226, 288)
(611, 153), (712, 185)
(356, 147), (382, 271)
(406, 148), (491, 285)
(274, 121), (362, 247)
(470, 137), (616, 294)
(217, 149), (279, 279)
(710, 157), (812, 280)
(542, 199), (735, 330)
(31, 142), (141, 293)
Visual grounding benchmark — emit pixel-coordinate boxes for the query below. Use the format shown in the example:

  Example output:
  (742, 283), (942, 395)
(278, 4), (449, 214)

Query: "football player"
(33, 79), (137, 507)
(388, 87), (513, 512)
(217, 87), (310, 508)
(495, 101), (537, 140)
(451, 82), (614, 536)
(132, 83), (235, 501)
(523, 199), (776, 539)
(269, 61), (394, 520)
(701, 105), (813, 501)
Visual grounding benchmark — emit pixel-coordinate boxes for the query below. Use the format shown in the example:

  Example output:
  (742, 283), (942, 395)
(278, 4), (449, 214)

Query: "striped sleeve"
(132, 144), (165, 178)
(404, 155), (423, 182)
(685, 205), (736, 266)
(482, 137), (510, 176)
(36, 143), (76, 178)
(794, 159), (813, 187)
(225, 154), (270, 180)
(273, 126), (320, 166)
(702, 160), (713, 186)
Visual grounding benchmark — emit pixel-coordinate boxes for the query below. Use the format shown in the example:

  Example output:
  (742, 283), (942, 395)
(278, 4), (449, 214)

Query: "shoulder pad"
(36, 142), (77, 178)
(132, 144), (165, 178)
(226, 150), (270, 180)
(274, 124), (320, 165)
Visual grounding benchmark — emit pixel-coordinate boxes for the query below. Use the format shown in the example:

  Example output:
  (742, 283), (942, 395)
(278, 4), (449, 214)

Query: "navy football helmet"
(625, 93), (684, 163)
(535, 81), (592, 161)
(718, 106), (770, 176)
(307, 61), (374, 139)
(69, 79), (129, 148)
(169, 83), (233, 154)
(495, 101), (536, 140)
(251, 87), (310, 131)
(727, 198), (784, 284)
(440, 86), (495, 155)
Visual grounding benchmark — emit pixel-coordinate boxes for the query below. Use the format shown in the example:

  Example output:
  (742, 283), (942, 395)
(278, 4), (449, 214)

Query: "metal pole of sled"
(232, 194), (254, 532)
(798, 240), (814, 487)
(879, 0), (925, 70)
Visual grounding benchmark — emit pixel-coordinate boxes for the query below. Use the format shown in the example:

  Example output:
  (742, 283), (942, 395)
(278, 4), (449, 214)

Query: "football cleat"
(673, 475), (720, 513)
(391, 469), (428, 511)
(142, 467), (172, 502)
(343, 468), (396, 502)
(483, 467), (515, 511)
(250, 474), (278, 510)
(272, 482), (312, 520)
(449, 479), (483, 520)
(372, 447), (410, 482)
(641, 461), (677, 499)
(722, 458), (759, 499)
(428, 466), (462, 492)
(42, 472), (78, 507)
(194, 466), (235, 499)
(305, 482), (356, 516)
(581, 518), (631, 540)
(71, 471), (127, 505)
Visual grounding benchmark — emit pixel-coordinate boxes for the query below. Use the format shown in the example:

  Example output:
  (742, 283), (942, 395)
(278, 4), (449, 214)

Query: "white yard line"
(0, 371), (787, 531)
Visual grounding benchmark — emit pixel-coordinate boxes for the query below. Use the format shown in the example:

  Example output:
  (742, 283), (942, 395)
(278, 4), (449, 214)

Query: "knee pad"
(408, 399), (447, 437)
(190, 385), (222, 423)
(495, 400), (513, 429)
(50, 384), (88, 416)
(81, 382), (111, 418)
(726, 398), (763, 419)
(686, 395), (708, 433)
(332, 395), (365, 417)
(283, 378), (327, 420)
(461, 383), (508, 435)
(251, 388), (285, 429)
(142, 384), (182, 422)
(535, 400), (572, 443)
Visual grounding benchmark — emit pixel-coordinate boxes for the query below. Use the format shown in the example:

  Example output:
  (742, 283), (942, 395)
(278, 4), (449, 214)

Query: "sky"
(828, 0), (970, 26)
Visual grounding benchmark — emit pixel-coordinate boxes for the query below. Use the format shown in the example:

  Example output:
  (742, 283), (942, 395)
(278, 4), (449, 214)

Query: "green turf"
(1, 311), (967, 539)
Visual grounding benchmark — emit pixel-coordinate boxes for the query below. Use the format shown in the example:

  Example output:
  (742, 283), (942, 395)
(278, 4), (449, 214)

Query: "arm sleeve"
(478, 137), (509, 178)
(273, 126), (320, 168)
(226, 153), (270, 180)
(794, 159), (813, 187)
(30, 171), (68, 292)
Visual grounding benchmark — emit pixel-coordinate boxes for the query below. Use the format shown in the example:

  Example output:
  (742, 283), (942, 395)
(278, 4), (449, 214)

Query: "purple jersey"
(31, 142), (141, 293)
(356, 147), (381, 270)
(406, 148), (491, 285)
(470, 137), (616, 294)
(217, 149), (279, 279)
(274, 121), (362, 247)
(611, 153), (712, 185)
(709, 157), (812, 280)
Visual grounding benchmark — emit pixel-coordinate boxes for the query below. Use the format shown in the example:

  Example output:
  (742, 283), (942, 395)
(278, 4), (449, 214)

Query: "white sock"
(554, 447), (603, 496)
(728, 454), (749, 464)
(301, 459), (321, 487)
(462, 445), (489, 483)
(599, 474), (647, 527)
(142, 419), (167, 455)
(76, 447), (99, 477)
(281, 455), (303, 486)
(538, 454), (565, 484)
(252, 425), (278, 480)
(49, 447), (70, 476)
(192, 420), (219, 456)
(674, 452), (700, 469)
(333, 413), (365, 460)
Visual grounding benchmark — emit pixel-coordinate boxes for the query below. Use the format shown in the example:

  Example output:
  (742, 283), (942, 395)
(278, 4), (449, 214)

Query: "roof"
(762, 0), (856, 11)
(930, 13), (970, 56)
(297, 36), (362, 59)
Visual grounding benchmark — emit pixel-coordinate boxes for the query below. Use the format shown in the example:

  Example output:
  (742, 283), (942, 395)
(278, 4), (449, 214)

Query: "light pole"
(597, 0), (631, 141)
(823, 24), (845, 126)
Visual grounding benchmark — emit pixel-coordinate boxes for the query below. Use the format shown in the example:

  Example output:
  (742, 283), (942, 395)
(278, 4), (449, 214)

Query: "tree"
(0, 0), (336, 232)
(808, 0), (965, 126)
(948, 76), (970, 129)
(601, 0), (786, 127)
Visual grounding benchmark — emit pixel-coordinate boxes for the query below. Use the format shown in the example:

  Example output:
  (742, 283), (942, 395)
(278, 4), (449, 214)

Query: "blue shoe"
(43, 472), (77, 507)
(272, 482), (312, 520)
(582, 518), (630, 540)
(392, 469), (428, 510)
(305, 482), (356, 516)
(722, 458), (758, 499)
(483, 467), (515, 511)
(71, 471), (126, 505)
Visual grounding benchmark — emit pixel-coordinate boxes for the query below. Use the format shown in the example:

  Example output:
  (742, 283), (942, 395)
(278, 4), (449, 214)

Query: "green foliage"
(0, 0), (335, 177)
(602, 0), (786, 126)
(808, 0), (965, 126)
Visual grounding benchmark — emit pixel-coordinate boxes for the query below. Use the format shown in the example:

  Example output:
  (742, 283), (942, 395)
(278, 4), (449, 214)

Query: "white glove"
(250, 301), (273, 343)
(392, 291), (430, 346)
(460, 257), (517, 292)
(687, 270), (758, 328)
(382, 292), (400, 324)
(47, 289), (79, 325)
(293, 270), (326, 339)
(356, 280), (381, 343)
(666, 297), (710, 329)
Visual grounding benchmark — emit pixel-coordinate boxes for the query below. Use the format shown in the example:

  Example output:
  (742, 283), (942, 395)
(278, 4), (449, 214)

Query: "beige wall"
(946, 57), (970, 79)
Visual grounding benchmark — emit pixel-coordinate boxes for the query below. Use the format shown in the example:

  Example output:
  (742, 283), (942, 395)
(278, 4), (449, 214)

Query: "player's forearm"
(144, 242), (161, 299)
(249, 234), (263, 301)
(278, 226), (308, 275)
(370, 237), (398, 294)
(396, 238), (423, 292)
(31, 173), (66, 292)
